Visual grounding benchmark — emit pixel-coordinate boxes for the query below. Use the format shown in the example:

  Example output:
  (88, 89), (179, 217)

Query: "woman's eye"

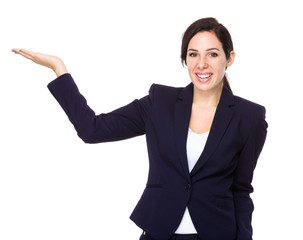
(209, 52), (218, 57)
(189, 52), (197, 57)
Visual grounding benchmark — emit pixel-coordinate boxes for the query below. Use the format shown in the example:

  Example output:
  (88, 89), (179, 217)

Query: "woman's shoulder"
(148, 83), (184, 100)
(234, 94), (265, 109)
(233, 94), (266, 121)
(149, 83), (184, 93)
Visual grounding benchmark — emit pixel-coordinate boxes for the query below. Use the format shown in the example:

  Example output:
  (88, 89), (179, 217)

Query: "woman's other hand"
(12, 48), (68, 77)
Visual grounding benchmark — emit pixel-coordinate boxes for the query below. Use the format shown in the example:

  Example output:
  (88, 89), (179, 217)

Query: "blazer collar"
(174, 83), (235, 179)
(177, 82), (234, 105)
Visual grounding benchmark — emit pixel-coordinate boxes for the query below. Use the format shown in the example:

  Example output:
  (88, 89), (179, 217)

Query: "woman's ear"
(226, 51), (236, 68)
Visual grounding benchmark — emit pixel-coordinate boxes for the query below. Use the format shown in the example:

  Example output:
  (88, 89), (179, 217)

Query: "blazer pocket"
(146, 183), (163, 188)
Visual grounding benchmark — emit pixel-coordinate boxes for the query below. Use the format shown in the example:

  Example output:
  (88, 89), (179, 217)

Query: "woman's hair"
(181, 17), (233, 92)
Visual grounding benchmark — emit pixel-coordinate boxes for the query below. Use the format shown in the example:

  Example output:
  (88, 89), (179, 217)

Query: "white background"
(1, 0), (302, 239)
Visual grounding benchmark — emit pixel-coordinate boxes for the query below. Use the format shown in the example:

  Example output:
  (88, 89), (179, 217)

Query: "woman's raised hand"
(12, 48), (68, 77)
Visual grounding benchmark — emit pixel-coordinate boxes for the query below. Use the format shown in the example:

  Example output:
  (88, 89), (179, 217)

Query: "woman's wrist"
(53, 58), (68, 77)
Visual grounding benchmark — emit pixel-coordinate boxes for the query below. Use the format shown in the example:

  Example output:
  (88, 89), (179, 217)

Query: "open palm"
(12, 48), (67, 77)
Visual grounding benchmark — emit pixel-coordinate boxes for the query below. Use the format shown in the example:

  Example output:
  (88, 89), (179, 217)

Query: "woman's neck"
(192, 84), (223, 109)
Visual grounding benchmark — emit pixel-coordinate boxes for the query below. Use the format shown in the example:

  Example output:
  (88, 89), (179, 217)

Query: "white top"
(175, 128), (209, 234)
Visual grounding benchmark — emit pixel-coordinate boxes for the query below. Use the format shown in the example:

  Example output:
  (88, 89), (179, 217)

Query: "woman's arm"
(232, 107), (268, 240)
(12, 48), (151, 143)
(12, 48), (68, 77)
(47, 73), (149, 143)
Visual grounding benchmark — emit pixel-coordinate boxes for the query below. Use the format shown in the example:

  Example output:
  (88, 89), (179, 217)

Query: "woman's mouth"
(195, 73), (213, 82)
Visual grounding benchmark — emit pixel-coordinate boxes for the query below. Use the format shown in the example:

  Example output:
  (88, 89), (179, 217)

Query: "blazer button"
(185, 183), (191, 190)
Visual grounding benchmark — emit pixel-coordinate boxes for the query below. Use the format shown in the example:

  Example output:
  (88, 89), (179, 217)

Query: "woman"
(12, 17), (267, 240)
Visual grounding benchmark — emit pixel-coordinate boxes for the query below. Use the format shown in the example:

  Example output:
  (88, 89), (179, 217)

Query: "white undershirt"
(175, 128), (209, 234)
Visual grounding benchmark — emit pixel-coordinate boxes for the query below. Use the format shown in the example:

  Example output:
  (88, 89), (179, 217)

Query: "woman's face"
(186, 31), (235, 93)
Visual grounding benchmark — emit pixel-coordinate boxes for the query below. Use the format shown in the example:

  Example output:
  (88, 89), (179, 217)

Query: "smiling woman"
(186, 31), (235, 96)
(12, 17), (267, 240)
(181, 18), (235, 93)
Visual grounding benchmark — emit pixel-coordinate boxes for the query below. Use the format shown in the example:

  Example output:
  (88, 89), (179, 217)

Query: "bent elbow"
(77, 131), (98, 144)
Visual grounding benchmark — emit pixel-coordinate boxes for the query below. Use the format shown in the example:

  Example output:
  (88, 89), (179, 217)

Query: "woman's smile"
(195, 72), (213, 83)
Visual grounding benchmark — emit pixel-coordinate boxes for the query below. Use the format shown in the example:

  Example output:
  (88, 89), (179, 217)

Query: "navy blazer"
(48, 73), (267, 240)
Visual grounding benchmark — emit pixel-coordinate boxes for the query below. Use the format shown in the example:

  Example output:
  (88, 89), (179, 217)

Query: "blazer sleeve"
(47, 73), (152, 143)
(232, 106), (268, 240)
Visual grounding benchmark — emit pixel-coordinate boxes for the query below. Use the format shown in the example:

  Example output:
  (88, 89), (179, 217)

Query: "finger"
(19, 49), (53, 64)
(16, 48), (36, 62)
(20, 48), (36, 58)
(12, 48), (27, 55)
(12, 48), (19, 54)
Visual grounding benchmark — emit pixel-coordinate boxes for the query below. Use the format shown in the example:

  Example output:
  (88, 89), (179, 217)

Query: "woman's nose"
(197, 57), (208, 69)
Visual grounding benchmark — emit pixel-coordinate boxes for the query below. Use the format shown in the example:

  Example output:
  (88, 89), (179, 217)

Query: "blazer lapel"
(174, 83), (193, 179)
(190, 86), (235, 177)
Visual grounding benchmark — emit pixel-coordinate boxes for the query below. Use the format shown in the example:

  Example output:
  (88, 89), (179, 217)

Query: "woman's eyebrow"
(206, 48), (220, 51)
(188, 48), (220, 52)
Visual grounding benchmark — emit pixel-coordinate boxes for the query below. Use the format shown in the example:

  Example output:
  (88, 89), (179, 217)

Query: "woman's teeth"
(197, 74), (211, 79)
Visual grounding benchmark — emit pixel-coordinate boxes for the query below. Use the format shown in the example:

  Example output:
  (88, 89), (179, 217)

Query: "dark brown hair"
(181, 17), (233, 91)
